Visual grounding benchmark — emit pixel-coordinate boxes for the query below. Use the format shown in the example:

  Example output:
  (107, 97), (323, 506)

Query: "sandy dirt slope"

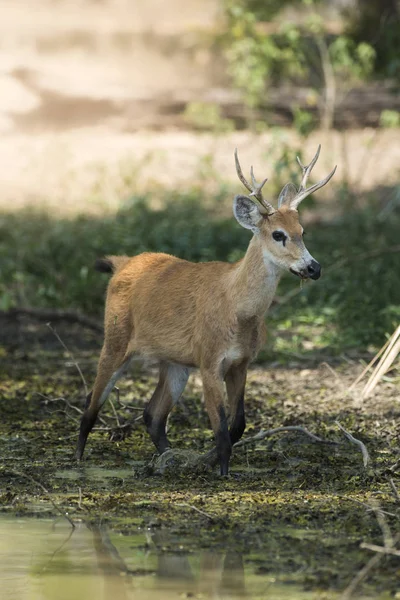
(0, 0), (399, 214)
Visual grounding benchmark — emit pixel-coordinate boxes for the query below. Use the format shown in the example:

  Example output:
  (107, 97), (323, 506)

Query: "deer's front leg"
(201, 369), (231, 476)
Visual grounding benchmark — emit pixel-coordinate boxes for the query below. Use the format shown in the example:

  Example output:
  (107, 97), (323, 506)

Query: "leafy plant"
(184, 102), (234, 133)
(379, 110), (400, 128)
(222, 0), (376, 131)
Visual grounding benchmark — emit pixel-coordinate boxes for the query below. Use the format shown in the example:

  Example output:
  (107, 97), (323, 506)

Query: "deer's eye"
(272, 230), (286, 243)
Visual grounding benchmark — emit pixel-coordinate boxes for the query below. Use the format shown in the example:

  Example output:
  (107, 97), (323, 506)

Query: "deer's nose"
(307, 260), (321, 280)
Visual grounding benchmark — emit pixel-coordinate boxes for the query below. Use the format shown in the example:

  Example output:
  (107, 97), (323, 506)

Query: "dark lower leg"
(85, 390), (93, 409)
(143, 368), (172, 454)
(225, 362), (248, 446)
(202, 370), (232, 476)
(76, 408), (98, 459)
(143, 363), (189, 455)
(76, 351), (132, 460)
(143, 404), (171, 454)
(229, 392), (246, 445)
(215, 406), (232, 476)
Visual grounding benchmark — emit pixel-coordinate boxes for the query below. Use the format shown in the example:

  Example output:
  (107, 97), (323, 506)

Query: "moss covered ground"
(0, 318), (399, 597)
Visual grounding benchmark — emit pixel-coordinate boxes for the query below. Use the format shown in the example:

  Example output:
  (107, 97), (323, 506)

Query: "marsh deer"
(76, 146), (336, 475)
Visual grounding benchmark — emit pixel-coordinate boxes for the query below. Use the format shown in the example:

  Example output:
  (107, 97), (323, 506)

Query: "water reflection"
(0, 516), (348, 599)
(149, 530), (245, 596)
(91, 524), (246, 598)
(0, 517), (249, 600)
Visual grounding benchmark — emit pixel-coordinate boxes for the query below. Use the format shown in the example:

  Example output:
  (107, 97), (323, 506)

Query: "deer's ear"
(278, 183), (298, 208)
(233, 195), (263, 232)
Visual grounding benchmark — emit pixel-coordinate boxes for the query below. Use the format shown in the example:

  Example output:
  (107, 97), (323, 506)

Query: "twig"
(388, 477), (400, 504)
(47, 323), (88, 397)
(369, 499), (393, 549)
(44, 408), (80, 423)
(360, 543), (400, 557)
(349, 337), (391, 390)
(78, 487), (83, 511)
(199, 425), (338, 469)
(341, 499), (400, 599)
(321, 361), (340, 380)
(42, 395), (108, 425)
(9, 469), (75, 528)
(109, 399), (121, 428)
(176, 502), (215, 521)
(361, 325), (400, 398)
(0, 306), (103, 333)
(335, 421), (370, 467)
(114, 394), (143, 411)
(41, 395), (83, 415)
(389, 458), (400, 472)
(341, 532), (400, 599)
(340, 552), (382, 599)
(234, 425), (336, 449)
(344, 497), (396, 517)
(42, 527), (75, 572)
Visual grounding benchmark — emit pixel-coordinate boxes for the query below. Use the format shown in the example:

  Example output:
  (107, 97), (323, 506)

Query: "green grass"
(1, 186), (399, 356)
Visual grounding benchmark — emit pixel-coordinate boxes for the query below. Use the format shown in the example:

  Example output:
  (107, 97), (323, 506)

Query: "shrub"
(1, 186), (399, 353)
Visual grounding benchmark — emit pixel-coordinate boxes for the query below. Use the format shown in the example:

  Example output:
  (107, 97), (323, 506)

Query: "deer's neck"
(229, 235), (282, 318)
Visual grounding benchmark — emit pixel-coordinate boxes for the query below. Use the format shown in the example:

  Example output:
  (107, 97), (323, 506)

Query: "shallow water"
(0, 515), (355, 600)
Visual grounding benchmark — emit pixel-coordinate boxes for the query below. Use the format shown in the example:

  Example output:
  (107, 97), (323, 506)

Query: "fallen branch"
(335, 421), (370, 467)
(233, 425), (337, 449)
(0, 307), (103, 333)
(194, 425), (337, 472)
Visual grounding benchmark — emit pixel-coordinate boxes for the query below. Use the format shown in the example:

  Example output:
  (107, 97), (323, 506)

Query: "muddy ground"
(0, 317), (399, 597)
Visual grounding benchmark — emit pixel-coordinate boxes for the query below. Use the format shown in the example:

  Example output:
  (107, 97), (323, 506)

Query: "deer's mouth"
(290, 268), (308, 280)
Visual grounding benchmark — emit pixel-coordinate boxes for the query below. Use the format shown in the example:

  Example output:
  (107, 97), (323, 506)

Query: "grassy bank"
(1, 184), (399, 357)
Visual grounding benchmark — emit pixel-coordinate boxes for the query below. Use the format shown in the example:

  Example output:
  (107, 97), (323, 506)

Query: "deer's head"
(233, 146), (336, 280)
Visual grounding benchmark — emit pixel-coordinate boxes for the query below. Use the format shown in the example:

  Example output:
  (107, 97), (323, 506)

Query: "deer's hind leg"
(225, 360), (249, 445)
(76, 344), (134, 460)
(143, 362), (190, 454)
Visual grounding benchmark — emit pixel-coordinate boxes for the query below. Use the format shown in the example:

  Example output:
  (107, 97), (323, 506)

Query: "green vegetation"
(1, 182), (399, 355)
(220, 0), (399, 132)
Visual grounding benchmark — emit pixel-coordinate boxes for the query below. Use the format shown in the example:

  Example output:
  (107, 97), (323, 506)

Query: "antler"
(290, 145), (337, 210)
(234, 149), (275, 215)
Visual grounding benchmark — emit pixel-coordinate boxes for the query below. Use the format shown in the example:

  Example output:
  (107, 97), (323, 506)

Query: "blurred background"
(1, 0), (399, 359)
